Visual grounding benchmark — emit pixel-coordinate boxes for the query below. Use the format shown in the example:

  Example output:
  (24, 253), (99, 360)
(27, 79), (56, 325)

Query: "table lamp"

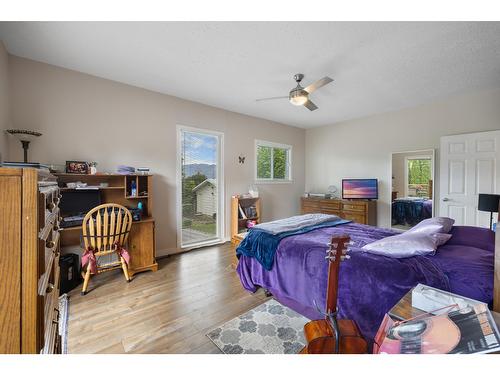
(5, 129), (42, 163)
(478, 193), (500, 230)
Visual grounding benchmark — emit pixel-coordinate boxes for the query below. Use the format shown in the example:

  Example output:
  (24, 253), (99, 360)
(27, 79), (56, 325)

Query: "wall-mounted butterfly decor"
(239, 155), (245, 164)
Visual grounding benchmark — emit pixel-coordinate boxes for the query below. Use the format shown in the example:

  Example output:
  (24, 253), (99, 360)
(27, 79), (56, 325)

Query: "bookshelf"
(230, 195), (261, 247)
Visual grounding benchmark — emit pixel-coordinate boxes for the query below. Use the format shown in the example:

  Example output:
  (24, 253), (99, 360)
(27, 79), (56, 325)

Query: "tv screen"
(342, 179), (378, 200)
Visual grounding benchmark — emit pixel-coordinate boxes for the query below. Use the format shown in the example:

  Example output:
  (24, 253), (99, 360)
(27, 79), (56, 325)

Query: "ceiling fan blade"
(303, 100), (318, 111)
(304, 76), (333, 93)
(255, 96), (289, 102)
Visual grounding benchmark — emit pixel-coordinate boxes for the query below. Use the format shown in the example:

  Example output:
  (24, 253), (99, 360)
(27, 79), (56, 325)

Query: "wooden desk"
(56, 173), (158, 277)
(60, 218), (157, 277)
(389, 289), (500, 337)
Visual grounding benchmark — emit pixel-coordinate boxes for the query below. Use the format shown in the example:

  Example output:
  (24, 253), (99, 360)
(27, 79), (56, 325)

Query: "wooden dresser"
(301, 197), (377, 225)
(0, 167), (61, 354)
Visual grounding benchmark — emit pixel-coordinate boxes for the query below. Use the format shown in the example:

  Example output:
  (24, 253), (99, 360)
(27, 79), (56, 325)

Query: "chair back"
(82, 203), (132, 254)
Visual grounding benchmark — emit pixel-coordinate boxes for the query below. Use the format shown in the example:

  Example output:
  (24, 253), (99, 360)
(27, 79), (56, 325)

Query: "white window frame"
(254, 139), (292, 183)
(176, 125), (225, 249)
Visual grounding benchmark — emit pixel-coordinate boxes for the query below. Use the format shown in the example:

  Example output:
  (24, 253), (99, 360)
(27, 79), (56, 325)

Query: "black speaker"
(59, 253), (81, 294)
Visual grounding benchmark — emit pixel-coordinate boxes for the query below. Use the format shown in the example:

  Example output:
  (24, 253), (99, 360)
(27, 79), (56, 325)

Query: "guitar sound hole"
(391, 321), (428, 339)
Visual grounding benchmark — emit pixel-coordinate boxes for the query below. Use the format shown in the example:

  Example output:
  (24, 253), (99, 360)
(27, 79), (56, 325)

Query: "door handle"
(442, 198), (450, 202)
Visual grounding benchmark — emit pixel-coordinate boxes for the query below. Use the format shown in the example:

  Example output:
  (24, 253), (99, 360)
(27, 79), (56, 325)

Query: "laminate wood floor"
(67, 243), (269, 354)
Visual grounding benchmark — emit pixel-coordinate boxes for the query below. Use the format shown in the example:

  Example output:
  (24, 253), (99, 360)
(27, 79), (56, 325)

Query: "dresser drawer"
(342, 202), (366, 213)
(342, 212), (367, 224)
(301, 199), (321, 213)
(38, 186), (60, 239)
(321, 200), (341, 210)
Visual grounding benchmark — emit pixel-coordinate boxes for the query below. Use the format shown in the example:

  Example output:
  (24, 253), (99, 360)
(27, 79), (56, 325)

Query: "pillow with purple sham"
(409, 217), (455, 235)
(433, 232), (452, 246)
(362, 231), (451, 258)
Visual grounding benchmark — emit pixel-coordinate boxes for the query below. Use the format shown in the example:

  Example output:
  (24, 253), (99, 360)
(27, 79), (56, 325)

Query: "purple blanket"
(236, 223), (494, 342)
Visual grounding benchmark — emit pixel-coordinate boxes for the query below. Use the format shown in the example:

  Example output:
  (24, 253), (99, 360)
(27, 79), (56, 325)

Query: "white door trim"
(176, 124), (225, 249)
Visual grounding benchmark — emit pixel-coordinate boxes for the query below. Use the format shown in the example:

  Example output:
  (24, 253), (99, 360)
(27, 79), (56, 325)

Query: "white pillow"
(409, 217), (455, 235)
(362, 232), (452, 258)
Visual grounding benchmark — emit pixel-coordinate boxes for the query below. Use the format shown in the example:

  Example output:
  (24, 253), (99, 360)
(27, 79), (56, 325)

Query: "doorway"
(177, 126), (224, 248)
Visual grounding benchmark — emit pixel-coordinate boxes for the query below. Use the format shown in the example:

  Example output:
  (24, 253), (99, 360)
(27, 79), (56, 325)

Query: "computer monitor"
(59, 190), (102, 217)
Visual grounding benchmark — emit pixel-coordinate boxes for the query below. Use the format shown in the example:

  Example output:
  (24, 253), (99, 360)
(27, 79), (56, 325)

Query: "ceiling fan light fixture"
(289, 89), (308, 106)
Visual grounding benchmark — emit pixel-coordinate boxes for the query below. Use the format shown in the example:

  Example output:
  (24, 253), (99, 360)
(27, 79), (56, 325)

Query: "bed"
(236, 216), (498, 343)
(391, 198), (433, 226)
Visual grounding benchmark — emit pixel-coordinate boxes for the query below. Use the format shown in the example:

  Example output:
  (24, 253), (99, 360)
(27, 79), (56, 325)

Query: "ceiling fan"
(256, 73), (333, 111)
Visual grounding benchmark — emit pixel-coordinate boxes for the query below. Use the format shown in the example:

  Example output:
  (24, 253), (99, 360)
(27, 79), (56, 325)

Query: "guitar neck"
(325, 259), (340, 315)
(324, 235), (350, 316)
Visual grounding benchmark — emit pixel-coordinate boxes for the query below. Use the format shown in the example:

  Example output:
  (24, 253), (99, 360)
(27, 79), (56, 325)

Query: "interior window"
(256, 140), (291, 182)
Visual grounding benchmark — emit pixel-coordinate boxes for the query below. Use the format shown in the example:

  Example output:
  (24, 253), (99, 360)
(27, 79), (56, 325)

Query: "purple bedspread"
(423, 199), (433, 218)
(236, 223), (494, 342)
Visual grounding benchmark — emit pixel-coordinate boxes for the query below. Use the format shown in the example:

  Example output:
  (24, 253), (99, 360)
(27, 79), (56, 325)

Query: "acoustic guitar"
(300, 235), (368, 354)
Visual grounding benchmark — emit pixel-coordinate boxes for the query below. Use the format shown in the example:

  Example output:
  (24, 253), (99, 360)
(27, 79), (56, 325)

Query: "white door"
(439, 130), (500, 227)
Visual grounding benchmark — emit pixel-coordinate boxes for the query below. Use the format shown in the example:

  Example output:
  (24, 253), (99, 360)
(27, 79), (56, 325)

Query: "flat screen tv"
(342, 179), (378, 200)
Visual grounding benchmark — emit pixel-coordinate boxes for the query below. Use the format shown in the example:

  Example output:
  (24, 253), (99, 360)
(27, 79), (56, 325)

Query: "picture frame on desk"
(66, 160), (89, 174)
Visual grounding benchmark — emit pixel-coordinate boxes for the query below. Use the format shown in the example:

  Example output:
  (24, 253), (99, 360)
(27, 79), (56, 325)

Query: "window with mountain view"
(256, 140), (291, 182)
(179, 129), (222, 247)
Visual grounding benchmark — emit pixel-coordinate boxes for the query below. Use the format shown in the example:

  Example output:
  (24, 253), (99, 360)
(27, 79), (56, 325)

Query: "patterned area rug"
(207, 299), (309, 354)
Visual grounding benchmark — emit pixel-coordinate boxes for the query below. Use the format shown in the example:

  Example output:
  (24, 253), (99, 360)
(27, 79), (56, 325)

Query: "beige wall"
(306, 88), (500, 228)
(392, 150), (433, 198)
(8, 56), (306, 255)
(0, 41), (9, 161)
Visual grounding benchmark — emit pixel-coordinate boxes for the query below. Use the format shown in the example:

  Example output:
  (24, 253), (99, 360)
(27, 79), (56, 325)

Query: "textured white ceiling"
(1, 22), (500, 128)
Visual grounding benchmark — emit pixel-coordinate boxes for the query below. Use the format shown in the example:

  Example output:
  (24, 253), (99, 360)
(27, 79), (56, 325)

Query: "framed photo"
(66, 160), (89, 174)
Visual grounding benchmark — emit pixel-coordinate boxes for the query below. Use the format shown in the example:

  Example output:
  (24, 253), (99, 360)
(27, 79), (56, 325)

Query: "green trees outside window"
(256, 142), (290, 181)
(407, 158), (432, 197)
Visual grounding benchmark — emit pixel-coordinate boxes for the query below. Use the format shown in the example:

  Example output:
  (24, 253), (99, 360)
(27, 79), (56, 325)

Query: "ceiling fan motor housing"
(294, 73), (304, 83)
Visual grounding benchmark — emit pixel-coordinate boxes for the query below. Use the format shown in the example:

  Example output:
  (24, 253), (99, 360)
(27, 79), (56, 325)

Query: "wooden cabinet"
(0, 167), (61, 354)
(128, 219), (157, 277)
(301, 197), (377, 226)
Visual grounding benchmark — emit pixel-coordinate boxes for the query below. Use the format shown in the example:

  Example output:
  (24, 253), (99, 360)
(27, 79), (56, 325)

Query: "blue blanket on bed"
(236, 219), (351, 270)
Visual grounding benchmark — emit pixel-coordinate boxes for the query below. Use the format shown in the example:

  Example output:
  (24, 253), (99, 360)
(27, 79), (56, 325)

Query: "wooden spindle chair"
(81, 203), (133, 295)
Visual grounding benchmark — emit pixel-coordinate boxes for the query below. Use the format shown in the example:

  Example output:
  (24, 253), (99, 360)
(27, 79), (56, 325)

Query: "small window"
(255, 140), (292, 182)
